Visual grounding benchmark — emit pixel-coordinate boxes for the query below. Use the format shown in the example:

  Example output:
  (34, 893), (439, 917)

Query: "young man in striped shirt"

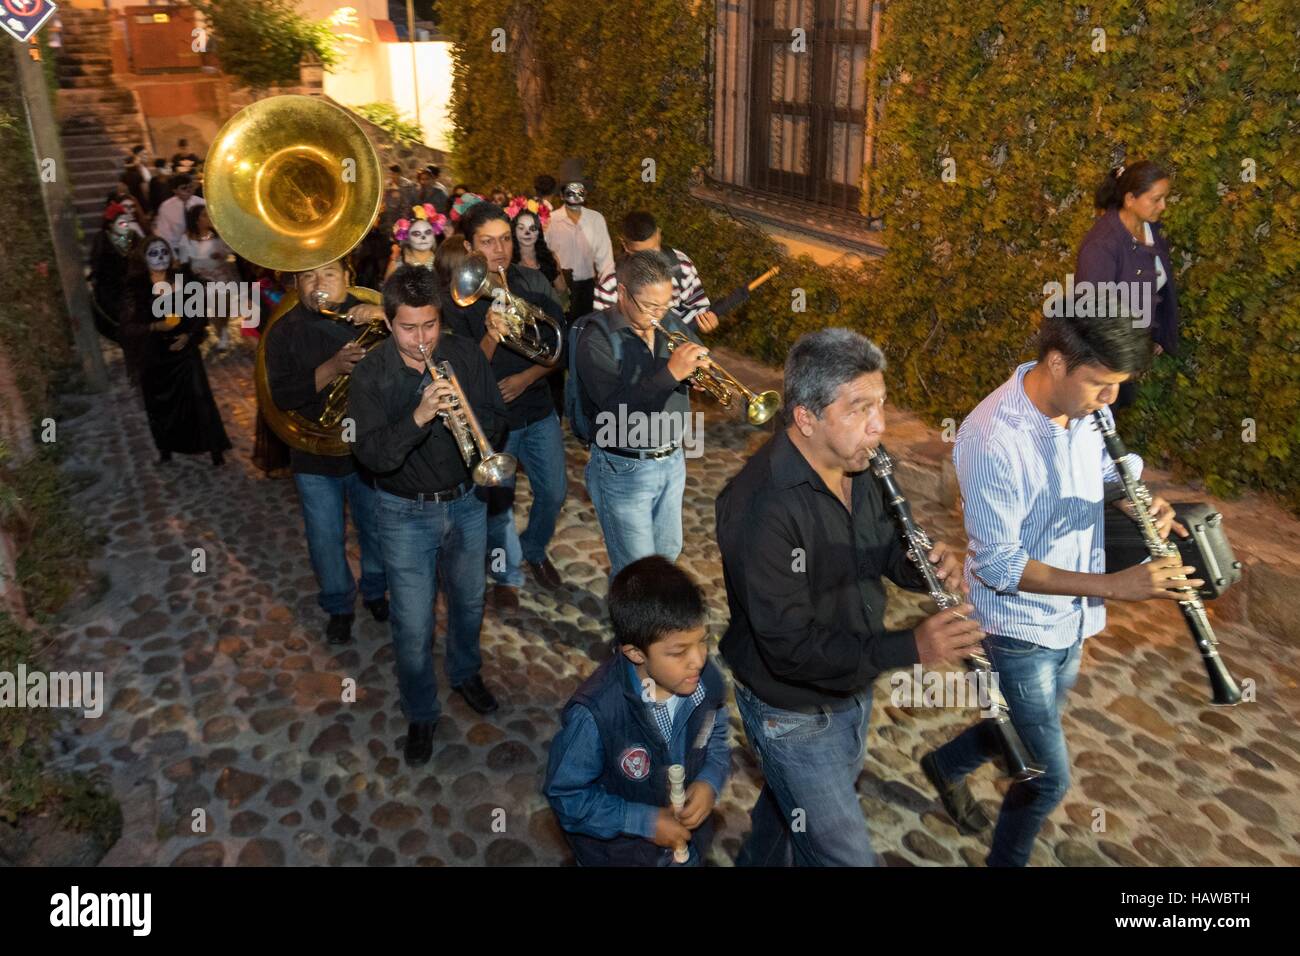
(593, 211), (719, 332)
(920, 312), (1196, 866)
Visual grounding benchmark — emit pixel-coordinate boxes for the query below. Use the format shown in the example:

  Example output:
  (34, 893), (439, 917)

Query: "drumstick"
(668, 764), (689, 864)
(747, 265), (780, 291)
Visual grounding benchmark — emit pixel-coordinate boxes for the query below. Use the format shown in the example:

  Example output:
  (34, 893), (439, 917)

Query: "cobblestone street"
(44, 340), (1300, 867)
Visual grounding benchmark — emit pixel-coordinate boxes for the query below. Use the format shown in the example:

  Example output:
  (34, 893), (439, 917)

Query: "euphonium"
(206, 94), (385, 457)
(450, 253), (564, 366)
(417, 346), (517, 487)
(650, 320), (781, 426)
(312, 290), (390, 429)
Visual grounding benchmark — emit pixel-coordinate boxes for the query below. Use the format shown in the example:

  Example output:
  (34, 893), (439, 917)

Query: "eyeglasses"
(628, 291), (672, 320)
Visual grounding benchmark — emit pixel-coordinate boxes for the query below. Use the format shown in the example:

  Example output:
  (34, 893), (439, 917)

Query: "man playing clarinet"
(716, 328), (984, 866)
(919, 312), (1196, 866)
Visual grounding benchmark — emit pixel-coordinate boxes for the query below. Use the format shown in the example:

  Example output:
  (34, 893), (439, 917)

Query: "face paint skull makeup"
(145, 242), (172, 272)
(562, 182), (586, 206)
(407, 223), (435, 252)
(111, 214), (135, 237)
(515, 217), (539, 246)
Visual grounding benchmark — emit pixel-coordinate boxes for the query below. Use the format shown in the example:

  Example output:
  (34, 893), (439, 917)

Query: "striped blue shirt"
(954, 361), (1142, 649)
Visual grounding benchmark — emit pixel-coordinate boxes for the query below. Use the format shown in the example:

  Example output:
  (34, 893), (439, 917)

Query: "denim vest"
(564, 652), (726, 866)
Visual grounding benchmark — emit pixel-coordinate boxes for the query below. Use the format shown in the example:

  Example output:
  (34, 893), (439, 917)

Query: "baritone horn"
(417, 347), (517, 487)
(651, 321), (781, 426)
(450, 252), (564, 365)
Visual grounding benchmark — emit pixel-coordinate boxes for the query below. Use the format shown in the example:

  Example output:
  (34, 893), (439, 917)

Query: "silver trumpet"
(417, 345), (517, 487)
(450, 252), (564, 366)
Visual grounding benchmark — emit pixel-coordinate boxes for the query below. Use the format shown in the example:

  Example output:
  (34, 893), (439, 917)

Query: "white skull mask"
(110, 214), (135, 237)
(407, 223), (435, 252)
(145, 242), (172, 272)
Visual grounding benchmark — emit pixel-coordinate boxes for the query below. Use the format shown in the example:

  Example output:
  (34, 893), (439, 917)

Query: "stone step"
(58, 76), (115, 89)
(66, 154), (121, 172)
(57, 57), (113, 71)
(63, 140), (136, 156)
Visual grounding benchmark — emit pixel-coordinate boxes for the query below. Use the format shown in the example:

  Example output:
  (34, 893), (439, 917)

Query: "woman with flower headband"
(506, 195), (567, 301)
(384, 204), (448, 281)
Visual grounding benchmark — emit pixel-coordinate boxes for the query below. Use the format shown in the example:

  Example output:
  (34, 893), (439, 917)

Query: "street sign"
(1, 0), (58, 43)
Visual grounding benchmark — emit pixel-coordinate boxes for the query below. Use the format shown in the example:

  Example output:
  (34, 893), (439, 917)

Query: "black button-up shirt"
(575, 307), (700, 449)
(265, 295), (364, 477)
(347, 331), (508, 496)
(440, 263), (565, 430)
(716, 428), (926, 711)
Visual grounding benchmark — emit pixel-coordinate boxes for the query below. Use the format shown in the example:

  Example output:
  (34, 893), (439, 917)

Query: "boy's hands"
(651, 808), (691, 850)
(677, 781), (715, 829)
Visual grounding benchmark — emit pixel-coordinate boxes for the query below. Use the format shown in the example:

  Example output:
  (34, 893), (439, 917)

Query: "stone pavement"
(43, 340), (1300, 867)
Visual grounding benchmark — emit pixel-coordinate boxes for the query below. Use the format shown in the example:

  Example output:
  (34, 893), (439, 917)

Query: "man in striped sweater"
(593, 212), (719, 332)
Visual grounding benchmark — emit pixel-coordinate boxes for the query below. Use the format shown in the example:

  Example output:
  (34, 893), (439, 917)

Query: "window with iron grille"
(711, 0), (879, 219)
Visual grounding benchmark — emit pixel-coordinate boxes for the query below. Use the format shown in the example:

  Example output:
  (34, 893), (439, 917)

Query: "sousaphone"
(206, 95), (386, 457)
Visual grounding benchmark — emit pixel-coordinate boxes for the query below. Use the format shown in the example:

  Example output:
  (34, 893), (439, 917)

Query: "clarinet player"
(919, 312), (1198, 866)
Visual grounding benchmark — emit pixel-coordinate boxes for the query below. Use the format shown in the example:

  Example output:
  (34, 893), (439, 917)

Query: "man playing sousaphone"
(266, 259), (390, 646)
(349, 266), (510, 767)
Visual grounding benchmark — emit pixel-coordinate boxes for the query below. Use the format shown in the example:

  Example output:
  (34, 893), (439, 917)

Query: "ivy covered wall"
(443, 0), (1298, 509)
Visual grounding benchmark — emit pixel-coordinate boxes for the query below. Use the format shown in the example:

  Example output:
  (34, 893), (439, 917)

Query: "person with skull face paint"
(119, 236), (232, 467)
(384, 204), (446, 281)
(442, 202), (570, 605)
(88, 202), (144, 342)
(265, 259), (391, 647)
(545, 177), (615, 325)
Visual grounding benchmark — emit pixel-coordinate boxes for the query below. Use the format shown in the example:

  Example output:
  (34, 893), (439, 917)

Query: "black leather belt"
(602, 445), (680, 461)
(379, 481), (472, 503)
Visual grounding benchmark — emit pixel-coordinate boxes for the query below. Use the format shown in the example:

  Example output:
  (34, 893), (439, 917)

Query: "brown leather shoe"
(527, 558), (564, 590)
(491, 584), (520, 611)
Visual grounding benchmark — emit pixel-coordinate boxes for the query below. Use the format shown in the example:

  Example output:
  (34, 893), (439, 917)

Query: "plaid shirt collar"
(625, 659), (706, 744)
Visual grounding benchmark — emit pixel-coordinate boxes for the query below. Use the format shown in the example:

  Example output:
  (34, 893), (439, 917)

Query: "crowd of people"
(86, 137), (1191, 866)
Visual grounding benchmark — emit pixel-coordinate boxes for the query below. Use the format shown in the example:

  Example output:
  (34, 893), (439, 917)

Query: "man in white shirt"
(154, 175), (205, 256)
(545, 180), (614, 323)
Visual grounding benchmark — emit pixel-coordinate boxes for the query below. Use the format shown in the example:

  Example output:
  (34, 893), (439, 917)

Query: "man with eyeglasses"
(574, 250), (711, 579)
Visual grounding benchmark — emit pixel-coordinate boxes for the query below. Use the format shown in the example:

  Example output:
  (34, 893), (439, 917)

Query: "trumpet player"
(349, 266), (509, 766)
(574, 250), (711, 579)
(266, 258), (389, 646)
(445, 203), (570, 608)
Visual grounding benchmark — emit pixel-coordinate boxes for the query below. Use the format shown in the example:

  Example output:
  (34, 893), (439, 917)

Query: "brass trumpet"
(651, 320), (781, 426)
(450, 252), (564, 366)
(417, 346), (517, 487)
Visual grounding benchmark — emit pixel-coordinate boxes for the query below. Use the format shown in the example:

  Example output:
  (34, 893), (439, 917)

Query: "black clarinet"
(869, 446), (1044, 781)
(1091, 412), (1242, 706)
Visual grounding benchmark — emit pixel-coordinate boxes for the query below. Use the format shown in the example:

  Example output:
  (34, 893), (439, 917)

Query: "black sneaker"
(363, 597), (390, 622)
(921, 750), (991, 834)
(452, 675), (499, 714)
(403, 720), (436, 766)
(325, 613), (355, 645)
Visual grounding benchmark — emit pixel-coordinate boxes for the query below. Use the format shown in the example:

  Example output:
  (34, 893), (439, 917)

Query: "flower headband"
(392, 204), (448, 242)
(505, 195), (550, 228)
(103, 201), (130, 222)
(450, 192), (484, 223)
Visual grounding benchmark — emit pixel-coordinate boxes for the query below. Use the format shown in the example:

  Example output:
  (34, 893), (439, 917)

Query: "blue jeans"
(376, 488), (488, 724)
(929, 635), (1083, 866)
(585, 445), (685, 580)
(487, 412), (568, 587)
(293, 471), (386, 617)
(734, 682), (877, 867)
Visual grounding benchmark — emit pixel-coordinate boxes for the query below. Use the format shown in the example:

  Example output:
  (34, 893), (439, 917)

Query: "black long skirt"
(138, 346), (232, 456)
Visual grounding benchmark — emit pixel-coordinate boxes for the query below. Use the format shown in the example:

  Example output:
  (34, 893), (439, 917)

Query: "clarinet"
(869, 446), (1044, 782)
(1091, 412), (1242, 706)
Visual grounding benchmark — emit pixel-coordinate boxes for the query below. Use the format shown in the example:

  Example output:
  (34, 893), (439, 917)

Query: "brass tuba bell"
(206, 95), (387, 457)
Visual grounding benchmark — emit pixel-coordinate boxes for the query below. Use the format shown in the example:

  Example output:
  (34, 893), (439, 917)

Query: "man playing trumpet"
(266, 259), (389, 646)
(574, 250), (712, 579)
(349, 266), (509, 766)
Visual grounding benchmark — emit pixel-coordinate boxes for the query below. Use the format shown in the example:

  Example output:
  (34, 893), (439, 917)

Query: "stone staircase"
(52, 6), (152, 254)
